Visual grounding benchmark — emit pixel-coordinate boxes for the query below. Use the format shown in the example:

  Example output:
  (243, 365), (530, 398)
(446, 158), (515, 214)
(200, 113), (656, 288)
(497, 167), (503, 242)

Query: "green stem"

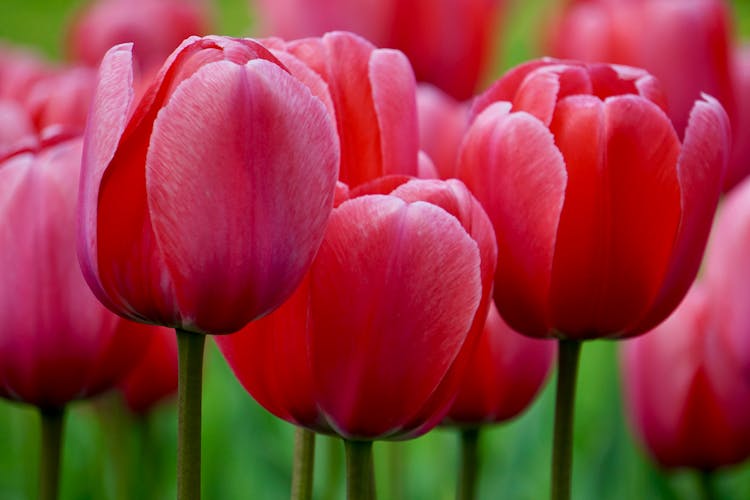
(457, 427), (480, 500)
(39, 407), (65, 500)
(344, 440), (375, 500)
(551, 339), (583, 500)
(291, 428), (316, 500)
(697, 470), (719, 500)
(386, 441), (404, 500)
(322, 435), (343, 500)
(176, 328), (206, 500)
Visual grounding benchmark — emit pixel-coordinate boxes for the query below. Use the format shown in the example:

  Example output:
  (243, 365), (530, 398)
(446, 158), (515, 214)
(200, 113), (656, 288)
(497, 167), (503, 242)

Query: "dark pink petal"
(458, 103), (566, 337)
(146, 59), (338, 333)
(310, 195), (481, 439)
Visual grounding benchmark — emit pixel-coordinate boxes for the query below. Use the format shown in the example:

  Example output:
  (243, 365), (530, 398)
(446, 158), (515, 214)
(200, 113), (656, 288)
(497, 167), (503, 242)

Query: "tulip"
(621, 284), (750, 473)
(253, 0), (505, 100)
(457, 59), (730, 500)
(0, 100), (36, 157)
(416, 84), (469, 179)
(443, 303), (555, 500)
(0, 44), (52, 102)
(68, 0), (211, 74)
(78, 36), (340, 499)
(25, 66), (97, 136)
(217, 176), (495, 497)
(548, 0), (737, 187)
(0, 135), (155, 500)
(265, 31), (420, 187)
(727, 44), (750, 190)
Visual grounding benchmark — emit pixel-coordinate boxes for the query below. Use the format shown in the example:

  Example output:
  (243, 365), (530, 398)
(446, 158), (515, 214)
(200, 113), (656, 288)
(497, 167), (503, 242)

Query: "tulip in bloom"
(621, 284), (750, 469)
(25, 66), (98, 136)
(217, 176), (496, 440)
(78, 35), (340, 334)
(0, 100), (35, 157)
(253, 0), (505, 100)
(0, 44), (51, 102)
(416, 84), (469, 180)
(727, 45), (750, 190)
(458, 59), (730, 340)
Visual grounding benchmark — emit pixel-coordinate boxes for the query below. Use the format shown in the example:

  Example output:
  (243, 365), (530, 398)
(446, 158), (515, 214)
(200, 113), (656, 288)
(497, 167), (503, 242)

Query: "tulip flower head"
(78, 35), (340, 335)
(458, 59), (730, 340)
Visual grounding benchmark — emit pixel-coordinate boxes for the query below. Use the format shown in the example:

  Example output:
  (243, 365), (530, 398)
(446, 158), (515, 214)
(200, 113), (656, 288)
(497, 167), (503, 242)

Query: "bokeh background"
(2, 0), (750, 499)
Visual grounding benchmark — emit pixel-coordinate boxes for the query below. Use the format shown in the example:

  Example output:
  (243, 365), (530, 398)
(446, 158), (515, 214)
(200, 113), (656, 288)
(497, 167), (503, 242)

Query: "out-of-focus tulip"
(621, 284), (750, 469)
(458, 59), (730, 340)
(68, 0), (210, 74)
(78, 36), (340, 334)
(548, 0), (735, 169)
(266, 32), (420, 188)
(118, 327), (178, 415)
(727, 45), (750, 190)
(416, 84), (468, 180)
(0, 100), (36, 157)
(0, 44), (52, 102)
(0, 135), (153, 411)
(217, 177), (495, 440)
(25, 66), (97, 136)
(253, 0), (505, 100)
(443, 303), (554, 426)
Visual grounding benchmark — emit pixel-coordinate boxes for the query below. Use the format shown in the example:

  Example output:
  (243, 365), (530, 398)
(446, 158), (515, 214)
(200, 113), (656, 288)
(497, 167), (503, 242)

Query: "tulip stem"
(176, 328), (206, 500)
(457, 427), (480, 500)
(344, 440), (375, 500)
(291, 428), (316, 500)
(697, 470), (719, 500)
(39, 407), (65, 500)
(322, 435), (343, 500)
(551, 339), (582, 500)
(386, 441), (404, 500)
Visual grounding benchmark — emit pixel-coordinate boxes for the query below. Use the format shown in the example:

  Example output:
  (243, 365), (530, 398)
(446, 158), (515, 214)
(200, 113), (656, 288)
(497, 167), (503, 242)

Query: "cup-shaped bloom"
(119, 327), (178, 415)
(265, 32), (420, 188)
(68, 0), (210, 73)
(416, 84), (469, 180)
(216, 177), (495, 440)
(442, 303), (554, 426)
(0, 136), (156, 410)
(548, 0), (735, 147)
(78, 36), (340, 334)
(458, 59), (730, 339)
(254, 0), (505, 100)
(25, 66), (97, 135)
(621, 285), (750, 469)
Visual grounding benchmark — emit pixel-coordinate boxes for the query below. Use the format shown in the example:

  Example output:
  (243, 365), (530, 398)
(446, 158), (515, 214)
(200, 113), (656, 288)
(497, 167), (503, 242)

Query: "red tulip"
(547, 0), (735, 150)
(458, 59), (730, 339)
(217, 177), (495, 440)
(253, 0), (505, 100)
(119, 327), (178, 415)
(443, 303), (554, 426)
(416, 84), (469, 180)
(621, 284), (750, 469)
(265, 32), (420, 188)
(68, 0), (211, 74)
(78, 36), (340, 334)
(0, 136), (153, 410)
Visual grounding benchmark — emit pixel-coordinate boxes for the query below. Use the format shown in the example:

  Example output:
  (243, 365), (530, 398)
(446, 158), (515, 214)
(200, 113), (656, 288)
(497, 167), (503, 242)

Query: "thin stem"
(344, 440), (375, 500)
(457, 427), (480, 500)
(39, 407), (65, 500)
(322, 435), (343, 500)
(176, 328), (206, 500)
(697, 470), (719, 500)
(386, 441), (404, 500)
(551, 339), (583, 500)
(291, 428), (316, 500)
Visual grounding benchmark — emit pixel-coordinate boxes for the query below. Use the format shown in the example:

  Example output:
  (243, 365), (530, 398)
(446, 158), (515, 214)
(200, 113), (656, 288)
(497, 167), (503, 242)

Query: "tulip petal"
(513, 65), (592, 126)
(310, 195), (481, 439)
(458, 103), (566, 336)
(635, 95), (730, 334)
(146, 59), (338, 333)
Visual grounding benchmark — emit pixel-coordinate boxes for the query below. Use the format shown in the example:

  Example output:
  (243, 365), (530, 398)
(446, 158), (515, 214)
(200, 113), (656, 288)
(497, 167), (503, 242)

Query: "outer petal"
(416, 84), (467, 179)
(458, 103), (566, 337)
(146, 59), (338, 333)
(633, 95), (729, 335)
(309, 195), (481, 439)
(549, 95), (681, 338)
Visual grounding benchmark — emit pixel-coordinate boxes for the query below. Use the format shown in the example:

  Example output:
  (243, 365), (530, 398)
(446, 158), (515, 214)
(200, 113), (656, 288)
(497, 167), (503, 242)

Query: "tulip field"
(4, 0), (750, 499)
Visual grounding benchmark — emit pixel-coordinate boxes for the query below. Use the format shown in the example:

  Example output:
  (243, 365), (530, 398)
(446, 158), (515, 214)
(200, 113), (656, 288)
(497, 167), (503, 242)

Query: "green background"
(1, 0), (750, 498)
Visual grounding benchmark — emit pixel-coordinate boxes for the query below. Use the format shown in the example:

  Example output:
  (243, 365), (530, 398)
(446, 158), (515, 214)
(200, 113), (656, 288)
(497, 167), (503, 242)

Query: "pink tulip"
(217, 176), (495, 440)
(78, 36), (340, 334)
(458, 59), (730, 339)
(548, 0), (735, 145)
(0, 100), (36, 157)
(266, 32), (420, 188)
(443, 303), (554, 426)
(253, 0), (505, 100)
(119, 327), (178, 415)
(0, 135), (154, 410)
(0, 44), (52, 102)
(25, 66), (98, 136)
(727, 44), (750, 190)
(621, 284), (750, 469)
(68, 0), (211, 73)
(416, 84), (469, 179)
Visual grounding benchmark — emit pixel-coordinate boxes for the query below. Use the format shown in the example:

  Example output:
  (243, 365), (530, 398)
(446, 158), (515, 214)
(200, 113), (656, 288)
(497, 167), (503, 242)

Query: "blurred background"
(2, 0), (750, 499)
